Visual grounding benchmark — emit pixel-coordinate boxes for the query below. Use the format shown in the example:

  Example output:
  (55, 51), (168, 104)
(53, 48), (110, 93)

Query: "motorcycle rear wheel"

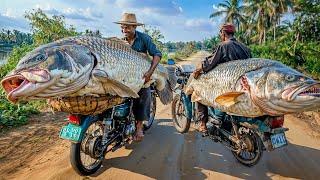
(231, 131), (263, 167)
(70, 120), (104, 176)
(172, 95), (191, 133)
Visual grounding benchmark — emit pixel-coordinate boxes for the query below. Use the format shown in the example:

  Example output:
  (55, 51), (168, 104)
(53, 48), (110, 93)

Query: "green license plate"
(59, 124), (83, 142)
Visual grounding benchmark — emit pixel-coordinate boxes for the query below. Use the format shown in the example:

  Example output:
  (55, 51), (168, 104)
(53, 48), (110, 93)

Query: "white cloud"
(114, 0), (183, 16)
(3, 8), (17, 18)
(0, 0), (223, 41)
(185, 19), (213, 31)
(43, 7), (104, 22)
(212, 4), (225, 12)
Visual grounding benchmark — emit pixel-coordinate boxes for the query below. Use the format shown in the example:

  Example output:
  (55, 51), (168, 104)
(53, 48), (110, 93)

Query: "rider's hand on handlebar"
(192, 68), (202, 79)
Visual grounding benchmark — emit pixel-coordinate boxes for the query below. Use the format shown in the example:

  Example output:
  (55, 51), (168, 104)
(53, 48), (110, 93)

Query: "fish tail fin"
(156, 66), (177, 105)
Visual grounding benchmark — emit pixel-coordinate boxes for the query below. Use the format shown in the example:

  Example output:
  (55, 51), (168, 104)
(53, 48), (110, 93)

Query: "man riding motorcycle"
(115, 13), (162, 141)
(192, 23), (252, 134)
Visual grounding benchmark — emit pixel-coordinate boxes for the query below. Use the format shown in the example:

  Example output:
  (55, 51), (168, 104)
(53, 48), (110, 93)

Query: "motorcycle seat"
(177, 64), (196, 74)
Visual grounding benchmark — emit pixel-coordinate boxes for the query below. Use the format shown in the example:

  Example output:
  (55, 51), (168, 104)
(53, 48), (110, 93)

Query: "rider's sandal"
(199, 126), (209, 137)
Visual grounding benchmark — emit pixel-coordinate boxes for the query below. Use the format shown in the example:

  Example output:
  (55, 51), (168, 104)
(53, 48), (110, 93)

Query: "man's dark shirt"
(202, 37), (251, 73)
(123, 30), (162, 57)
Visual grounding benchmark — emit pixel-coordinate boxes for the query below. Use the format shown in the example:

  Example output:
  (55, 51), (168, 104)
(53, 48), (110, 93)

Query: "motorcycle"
(59, 89), (157, 176)
(171, 64), (289, 166)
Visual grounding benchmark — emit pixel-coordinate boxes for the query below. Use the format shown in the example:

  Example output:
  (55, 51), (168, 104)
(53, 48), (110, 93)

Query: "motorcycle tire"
(70, 118), (103, 176)
(231, 131), (263, 167)
(172, 94), (191, 133)
(144, 91), (157, 131)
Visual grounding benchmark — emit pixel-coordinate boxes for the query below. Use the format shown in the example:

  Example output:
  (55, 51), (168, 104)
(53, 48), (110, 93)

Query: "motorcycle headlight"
(177, 78), (184, 84)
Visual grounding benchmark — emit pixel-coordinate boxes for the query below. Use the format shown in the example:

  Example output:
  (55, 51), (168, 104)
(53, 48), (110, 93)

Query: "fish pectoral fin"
(92, 70), (139, 98)
(215, 92), (244, 107)
(108, 80), (139, 98)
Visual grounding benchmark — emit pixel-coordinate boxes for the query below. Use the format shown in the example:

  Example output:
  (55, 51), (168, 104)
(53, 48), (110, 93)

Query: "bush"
(250, 41), (320, 79)
(0, 91), (40, 128)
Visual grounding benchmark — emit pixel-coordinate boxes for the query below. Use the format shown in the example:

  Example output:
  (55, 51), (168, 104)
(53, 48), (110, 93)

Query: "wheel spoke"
(80, 121), (103, 169)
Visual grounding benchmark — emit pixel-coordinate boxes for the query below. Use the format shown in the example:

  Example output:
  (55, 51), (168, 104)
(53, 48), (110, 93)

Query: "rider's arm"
(145, 34), (162, 74)
(201, 45), (224, 73)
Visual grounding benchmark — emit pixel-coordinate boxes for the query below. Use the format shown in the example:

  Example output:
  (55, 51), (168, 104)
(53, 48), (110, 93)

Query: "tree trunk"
(273, 21), (276, 41)
(263, 28), (266, 44)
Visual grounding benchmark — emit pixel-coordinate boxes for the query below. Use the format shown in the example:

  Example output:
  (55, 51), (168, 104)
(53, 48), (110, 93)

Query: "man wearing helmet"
(192, 23), (252, 134)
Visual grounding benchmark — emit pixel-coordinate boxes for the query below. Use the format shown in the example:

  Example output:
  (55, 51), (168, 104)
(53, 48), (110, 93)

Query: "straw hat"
(114, 13), (144, 26)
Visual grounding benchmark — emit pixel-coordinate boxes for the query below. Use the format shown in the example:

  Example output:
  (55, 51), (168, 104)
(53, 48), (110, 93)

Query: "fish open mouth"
(298, 84), (320, 97)
(1, 69), (51, 103)
(1, 75), (30, 103)
(282, 83), (320, 101)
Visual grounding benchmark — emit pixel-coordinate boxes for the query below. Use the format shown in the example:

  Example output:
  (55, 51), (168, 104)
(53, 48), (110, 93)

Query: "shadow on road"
(92, 119), (320, 179)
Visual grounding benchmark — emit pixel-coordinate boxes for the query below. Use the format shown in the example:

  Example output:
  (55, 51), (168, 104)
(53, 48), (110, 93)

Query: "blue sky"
(0, 0), (227, 42)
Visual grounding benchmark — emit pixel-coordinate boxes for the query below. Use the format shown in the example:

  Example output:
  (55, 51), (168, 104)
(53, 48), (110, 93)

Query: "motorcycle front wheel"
(70, 119), (104, 176)
(143, 91), (157, 131)
(171, 95), (191, 133)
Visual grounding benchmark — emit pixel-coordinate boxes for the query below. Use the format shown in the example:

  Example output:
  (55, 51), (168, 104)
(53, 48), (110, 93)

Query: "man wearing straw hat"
(114, 12), (162, 141)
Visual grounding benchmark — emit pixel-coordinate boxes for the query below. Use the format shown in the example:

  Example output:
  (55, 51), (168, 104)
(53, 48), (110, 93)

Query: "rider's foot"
(133, 121), (144, 142)
(199, 123), (208, 133)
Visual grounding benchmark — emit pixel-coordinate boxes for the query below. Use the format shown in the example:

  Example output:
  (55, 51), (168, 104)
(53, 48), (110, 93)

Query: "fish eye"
(36, 54), (46, 61)
(285, 74), (295, 81)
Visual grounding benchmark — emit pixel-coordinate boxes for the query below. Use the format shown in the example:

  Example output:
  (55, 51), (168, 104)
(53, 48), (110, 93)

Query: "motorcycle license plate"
(59, 124), (82, 142)
(271, 133), (287, 149)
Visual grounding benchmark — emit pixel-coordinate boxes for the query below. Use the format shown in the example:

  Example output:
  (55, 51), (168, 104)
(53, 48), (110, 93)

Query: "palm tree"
(209, 0), (246, 31)
(272, 0), (293, 40)
(244, 0), (275, 44)
(243, 0), (293, 43)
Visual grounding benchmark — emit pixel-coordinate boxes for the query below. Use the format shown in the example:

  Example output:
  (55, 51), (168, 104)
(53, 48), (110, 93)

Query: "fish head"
(1, 42), (95, 103)
(244, 65), (320, 115)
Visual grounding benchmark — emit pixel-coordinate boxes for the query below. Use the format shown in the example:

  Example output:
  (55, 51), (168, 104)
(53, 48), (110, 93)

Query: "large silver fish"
(1, 36), (175, 105)
(185, 58), (320, 117)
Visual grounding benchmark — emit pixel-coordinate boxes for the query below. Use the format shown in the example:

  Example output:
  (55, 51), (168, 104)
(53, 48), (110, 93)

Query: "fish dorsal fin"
(105, 37), (129, 45)
(92, 69), (139, 98)
(105, 37), (149, 60)
(215, 92), (244, 107)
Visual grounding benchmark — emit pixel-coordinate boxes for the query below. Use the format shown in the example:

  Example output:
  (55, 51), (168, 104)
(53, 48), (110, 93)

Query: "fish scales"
(186, 58), (320, 117)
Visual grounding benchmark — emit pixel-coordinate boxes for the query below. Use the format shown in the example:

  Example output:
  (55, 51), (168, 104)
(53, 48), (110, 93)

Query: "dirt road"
(1, 51), (320, 180)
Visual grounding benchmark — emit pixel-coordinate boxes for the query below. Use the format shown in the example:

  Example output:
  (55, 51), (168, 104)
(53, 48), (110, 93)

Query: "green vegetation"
(0, 29), (33, 51)
(25, 9), (79, 45)
(143, 26), (169, 64)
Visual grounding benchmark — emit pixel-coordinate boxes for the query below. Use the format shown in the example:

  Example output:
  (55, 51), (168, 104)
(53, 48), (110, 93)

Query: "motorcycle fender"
(62, 116), (99, 143)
